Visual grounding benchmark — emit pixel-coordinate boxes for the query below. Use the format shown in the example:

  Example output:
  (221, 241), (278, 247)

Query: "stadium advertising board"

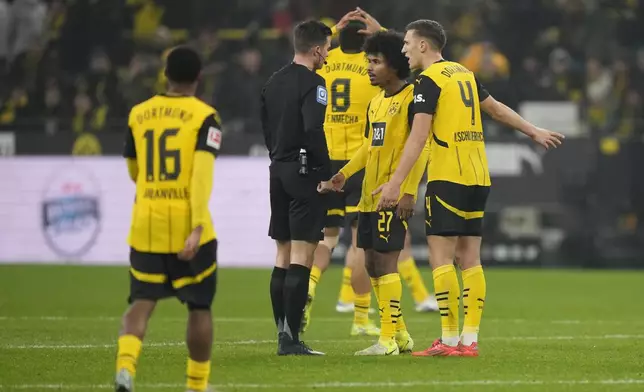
(0, 157), (274, 266)
(0, 142), (602, 267)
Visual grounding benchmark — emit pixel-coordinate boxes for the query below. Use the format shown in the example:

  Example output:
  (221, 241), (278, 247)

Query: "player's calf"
(185, 306), (214, 392)
(115, 299), (156, 390)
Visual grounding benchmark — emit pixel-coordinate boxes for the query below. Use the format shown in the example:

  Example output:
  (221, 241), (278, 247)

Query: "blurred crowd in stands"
(0, 0), (643, 148)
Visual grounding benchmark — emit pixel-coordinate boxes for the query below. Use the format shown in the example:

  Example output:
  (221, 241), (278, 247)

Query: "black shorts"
(425, 181), (490, 237)
(128, 240), (218, 309)
(357, 210), (408, 252)
(268, 161), (327, 242)
(326, 160), (364, 228)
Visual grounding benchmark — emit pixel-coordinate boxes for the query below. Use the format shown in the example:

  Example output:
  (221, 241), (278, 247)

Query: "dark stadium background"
(1, 0), (644, 269)
(1, 1), (644, 391)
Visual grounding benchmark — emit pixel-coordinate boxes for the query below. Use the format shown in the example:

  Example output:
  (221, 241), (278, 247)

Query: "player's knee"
(321, 235), (339, 250)
(457, 256), (481, 270)
(187, 302), (212, 311)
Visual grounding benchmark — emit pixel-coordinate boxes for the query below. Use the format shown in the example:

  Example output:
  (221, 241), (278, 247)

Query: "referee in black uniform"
(261, 20), (333, 356)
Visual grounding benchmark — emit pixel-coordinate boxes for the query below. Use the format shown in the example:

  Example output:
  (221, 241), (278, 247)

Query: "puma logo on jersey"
(379, 234), (390, 243)
(414, 94), (425, 103)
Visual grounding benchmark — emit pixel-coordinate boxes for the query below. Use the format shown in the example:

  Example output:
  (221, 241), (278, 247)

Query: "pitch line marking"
(1, 316), (642, 325)
(3, 334), (644, 350)
(1, 379), (644, 389)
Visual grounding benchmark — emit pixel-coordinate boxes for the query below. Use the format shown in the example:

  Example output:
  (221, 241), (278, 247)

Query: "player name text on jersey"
(135, 106), (195, 125)
(143, 186), (190, 200)
(454, 130), (484, 143)
(323, 62), (368, 76)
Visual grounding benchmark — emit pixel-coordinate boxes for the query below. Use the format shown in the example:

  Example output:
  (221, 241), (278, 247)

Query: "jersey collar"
(384, 83), (410, 98)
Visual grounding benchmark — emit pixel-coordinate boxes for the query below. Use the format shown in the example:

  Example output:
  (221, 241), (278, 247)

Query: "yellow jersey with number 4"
(123, 95), (222, 253)
(414, 60), (491, 187)
(318, 48), (380, 160)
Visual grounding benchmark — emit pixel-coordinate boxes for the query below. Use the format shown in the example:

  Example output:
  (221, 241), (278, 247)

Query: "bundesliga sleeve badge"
(316, 85), (328, 106)
(207, 126), (222, 150)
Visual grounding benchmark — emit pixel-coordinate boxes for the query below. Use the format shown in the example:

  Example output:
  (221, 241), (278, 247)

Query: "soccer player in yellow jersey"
(375, 20), (565, 357)
(324, 30), (429, 356)
(115, 46), (221, 392)
(303, 9), (438, 336)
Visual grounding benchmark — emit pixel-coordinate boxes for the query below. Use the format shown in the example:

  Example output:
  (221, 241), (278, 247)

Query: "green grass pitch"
(1, 265), (644, 391)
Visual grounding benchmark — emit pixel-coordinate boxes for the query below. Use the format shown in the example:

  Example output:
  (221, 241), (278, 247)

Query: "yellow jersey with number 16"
(318, 48), (380, 160)
(123, 95), (222, 253)
(414, 60), (491, 187)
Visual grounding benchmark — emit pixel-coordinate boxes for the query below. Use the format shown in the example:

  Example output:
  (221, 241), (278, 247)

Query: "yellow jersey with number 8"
(318, 48), (380, 160)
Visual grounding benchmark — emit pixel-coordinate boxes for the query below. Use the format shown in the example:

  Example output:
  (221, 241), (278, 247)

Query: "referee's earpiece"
(316, 49), (328, 65)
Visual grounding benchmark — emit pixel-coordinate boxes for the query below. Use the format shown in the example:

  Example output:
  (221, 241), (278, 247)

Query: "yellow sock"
(186, 358), (211, 391)
(308, 265), (322, 298)
(394, 306), (407, 333)
(376, 273), (402, 343)
(432, 264), (460, 346)
(116, 335), (142, 376)
(353, 292), (371, 326)
(370, 277), (380, 301)
(338, 267), (354, 304)
(398, 257), (431, 304)
(462, 265), (486, 345)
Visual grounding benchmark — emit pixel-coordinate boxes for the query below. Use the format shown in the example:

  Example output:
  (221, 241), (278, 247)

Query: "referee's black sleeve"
(301, 83), (331, 179)
(261, 88), (270, 152)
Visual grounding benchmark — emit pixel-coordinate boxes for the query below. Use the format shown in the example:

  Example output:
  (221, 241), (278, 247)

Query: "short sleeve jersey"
(414, 60), (491, 187)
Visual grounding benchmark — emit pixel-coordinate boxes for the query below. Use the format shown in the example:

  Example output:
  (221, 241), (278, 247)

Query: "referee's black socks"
(270, 266), (288, 333)
(283, 264), (310, 342)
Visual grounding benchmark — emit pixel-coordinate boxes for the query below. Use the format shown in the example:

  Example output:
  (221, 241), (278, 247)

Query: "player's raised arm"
(479, 84), (565, 149)
(123, 124), (138, 182)
(330, 9), (362, 36)
(353, 7), (385, 35)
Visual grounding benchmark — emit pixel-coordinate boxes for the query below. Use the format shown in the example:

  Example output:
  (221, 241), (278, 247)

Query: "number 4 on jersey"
(457, 80), (476, 126)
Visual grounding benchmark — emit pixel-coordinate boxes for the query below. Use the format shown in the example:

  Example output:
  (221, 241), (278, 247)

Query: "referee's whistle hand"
(317, 181), (335, 194)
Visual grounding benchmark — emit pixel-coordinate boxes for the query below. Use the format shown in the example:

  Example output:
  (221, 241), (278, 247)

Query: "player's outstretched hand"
(317, 181), (335, 194)
(352, 7), (383, 35)
(373, 181), (400, 211)
(330, 172), (346, 192)
(178, 226), (203, 261)
(396, 194), (415, 220)
(531, 127), (565, 150)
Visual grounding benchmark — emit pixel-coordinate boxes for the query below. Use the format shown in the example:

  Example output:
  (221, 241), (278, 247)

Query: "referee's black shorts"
(268, 161), (328, 243)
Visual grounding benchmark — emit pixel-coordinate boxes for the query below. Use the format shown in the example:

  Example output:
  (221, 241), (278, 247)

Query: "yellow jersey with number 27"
(339, 84), (429, 212)
(318, 48), (380, 161)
